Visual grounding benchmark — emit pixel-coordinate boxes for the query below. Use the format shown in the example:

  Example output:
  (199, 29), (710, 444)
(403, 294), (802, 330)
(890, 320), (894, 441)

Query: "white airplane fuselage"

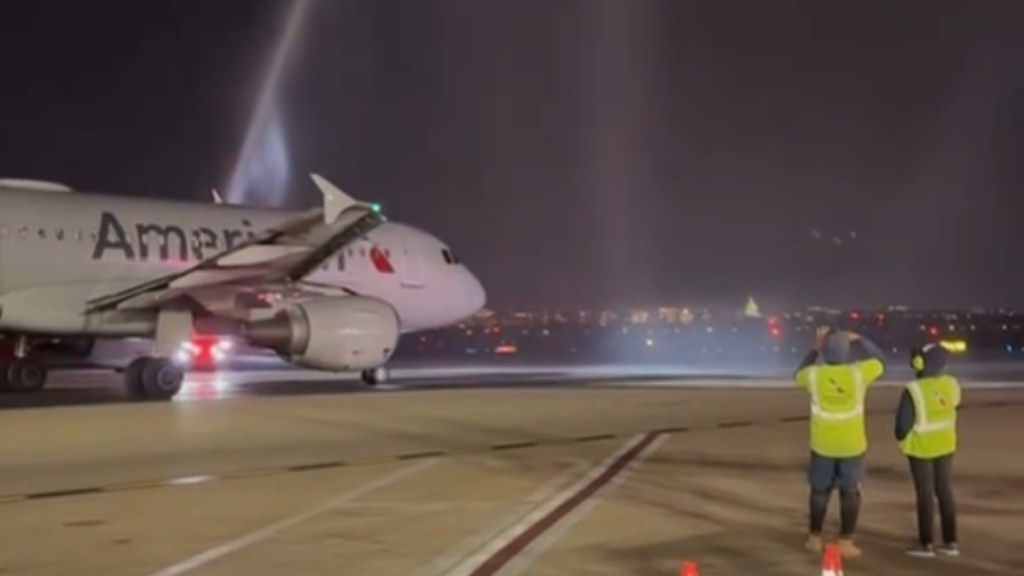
(0, 187), (486, 339)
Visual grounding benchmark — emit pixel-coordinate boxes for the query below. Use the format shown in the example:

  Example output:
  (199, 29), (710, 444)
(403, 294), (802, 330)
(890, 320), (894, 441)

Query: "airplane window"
(441, 249), (453, 264)
(38, 228), (46, 239)
(445, 249), (461, 264)
(56, 228), (64, 241)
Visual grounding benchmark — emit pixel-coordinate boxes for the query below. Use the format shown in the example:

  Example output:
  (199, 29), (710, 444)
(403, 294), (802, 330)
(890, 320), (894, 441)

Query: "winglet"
(310, 173), (359, 223)
(211, 188), (223, 204)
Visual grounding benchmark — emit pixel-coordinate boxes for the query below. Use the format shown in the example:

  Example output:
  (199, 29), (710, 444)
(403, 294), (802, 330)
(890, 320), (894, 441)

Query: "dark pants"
(908, 454), (958, 546)
(807, 452), (864, 537)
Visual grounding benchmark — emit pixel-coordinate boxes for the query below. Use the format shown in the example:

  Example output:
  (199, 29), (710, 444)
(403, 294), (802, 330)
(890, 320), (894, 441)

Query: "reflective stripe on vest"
(807, 367), (864, 421)
(906, 380), (955, 432)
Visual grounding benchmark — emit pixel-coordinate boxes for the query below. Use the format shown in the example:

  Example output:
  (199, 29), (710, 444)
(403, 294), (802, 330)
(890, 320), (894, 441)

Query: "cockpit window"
(441, 249), (461, 265)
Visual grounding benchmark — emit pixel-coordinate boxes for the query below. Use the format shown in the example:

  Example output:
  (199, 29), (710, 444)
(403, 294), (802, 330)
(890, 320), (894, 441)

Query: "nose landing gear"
(360, 366), (390, 386)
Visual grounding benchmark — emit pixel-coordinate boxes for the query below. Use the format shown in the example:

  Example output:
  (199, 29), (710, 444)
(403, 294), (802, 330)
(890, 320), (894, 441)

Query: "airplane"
(0, 174), (486, 400)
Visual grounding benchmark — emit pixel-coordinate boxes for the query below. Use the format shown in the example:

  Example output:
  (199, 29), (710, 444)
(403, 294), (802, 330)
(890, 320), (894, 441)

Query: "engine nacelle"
(242, 296), (399, 371)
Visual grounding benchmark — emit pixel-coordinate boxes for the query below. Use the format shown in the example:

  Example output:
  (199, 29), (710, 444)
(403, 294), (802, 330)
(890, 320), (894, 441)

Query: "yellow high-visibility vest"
(900, 375), (960, 458)
(795, 359), (883, 457)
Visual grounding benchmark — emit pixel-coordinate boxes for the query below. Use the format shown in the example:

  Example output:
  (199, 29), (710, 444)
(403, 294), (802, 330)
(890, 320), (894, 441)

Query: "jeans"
(807, 452), (864, 537)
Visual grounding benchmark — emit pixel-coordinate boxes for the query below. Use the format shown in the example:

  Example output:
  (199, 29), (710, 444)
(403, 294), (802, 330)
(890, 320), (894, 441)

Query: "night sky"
(2, 1), (1023, 310)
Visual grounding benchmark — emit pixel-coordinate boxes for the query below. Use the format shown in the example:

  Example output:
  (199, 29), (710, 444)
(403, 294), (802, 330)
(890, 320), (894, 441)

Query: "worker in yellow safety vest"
(794, 326), (887, 559)
(896, 342), (961, 558)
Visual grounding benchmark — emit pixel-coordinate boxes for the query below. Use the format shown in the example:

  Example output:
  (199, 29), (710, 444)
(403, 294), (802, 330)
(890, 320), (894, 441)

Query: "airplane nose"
(464, 270), (487, 314)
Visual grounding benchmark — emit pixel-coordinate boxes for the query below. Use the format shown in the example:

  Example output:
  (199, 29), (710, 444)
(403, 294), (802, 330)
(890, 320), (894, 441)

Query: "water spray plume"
(226, 0), (313, 206)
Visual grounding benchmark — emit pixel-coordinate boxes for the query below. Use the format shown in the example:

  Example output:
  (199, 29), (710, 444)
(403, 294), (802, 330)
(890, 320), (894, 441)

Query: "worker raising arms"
(794, 326), (887, 558)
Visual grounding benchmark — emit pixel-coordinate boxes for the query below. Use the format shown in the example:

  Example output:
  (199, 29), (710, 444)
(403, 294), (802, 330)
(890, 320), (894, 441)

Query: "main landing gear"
(1, 358), (47, 393)
(123, 356), (184, 401)
(121, 307), (190, 401)
(360, 366), (390, 386)
(0, 337), (48, 393)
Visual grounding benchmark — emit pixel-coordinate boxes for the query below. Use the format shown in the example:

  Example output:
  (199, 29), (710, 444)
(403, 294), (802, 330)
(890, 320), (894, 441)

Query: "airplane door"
(397, 245), (425, 288)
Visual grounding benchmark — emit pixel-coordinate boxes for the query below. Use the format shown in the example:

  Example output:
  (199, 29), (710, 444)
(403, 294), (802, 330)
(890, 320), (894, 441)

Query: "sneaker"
(837, 538), (862, 558)
(905, 544), (936, 558)
(805, 534), (823, 553)
(937, 543), (960, 557)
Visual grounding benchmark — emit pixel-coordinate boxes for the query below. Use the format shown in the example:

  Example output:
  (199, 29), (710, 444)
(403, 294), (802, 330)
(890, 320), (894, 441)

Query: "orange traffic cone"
(821, 543), (844, 576)
(679, 560), (699, 576)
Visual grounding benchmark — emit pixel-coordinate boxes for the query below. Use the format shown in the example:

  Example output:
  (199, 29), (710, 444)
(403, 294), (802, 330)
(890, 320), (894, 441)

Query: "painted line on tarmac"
(493, 434), (669, 576)
(1, 398), (1018, 506)
(417, 458), (592, 576)
(146, 459), (438, 576)
(450, 432), (665, 576)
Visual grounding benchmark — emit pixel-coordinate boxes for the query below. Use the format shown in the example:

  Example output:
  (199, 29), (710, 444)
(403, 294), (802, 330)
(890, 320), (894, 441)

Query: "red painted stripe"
(468, 432), (660, 576)
(369, 246), (394, 274)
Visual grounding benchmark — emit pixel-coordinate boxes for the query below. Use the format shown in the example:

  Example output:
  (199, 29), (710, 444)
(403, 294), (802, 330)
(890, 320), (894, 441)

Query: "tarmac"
(0, 369), (1021, 575)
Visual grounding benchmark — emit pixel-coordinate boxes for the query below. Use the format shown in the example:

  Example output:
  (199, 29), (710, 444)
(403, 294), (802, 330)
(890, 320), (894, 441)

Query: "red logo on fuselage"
(369, 246), (394, 274)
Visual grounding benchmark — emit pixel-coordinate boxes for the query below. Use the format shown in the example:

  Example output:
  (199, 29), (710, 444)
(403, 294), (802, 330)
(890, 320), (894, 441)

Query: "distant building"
(743, 296), (762, 319)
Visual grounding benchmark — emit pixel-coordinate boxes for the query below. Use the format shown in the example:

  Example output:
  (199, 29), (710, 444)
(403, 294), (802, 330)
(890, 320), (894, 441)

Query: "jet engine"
(242, 296), (399, 371)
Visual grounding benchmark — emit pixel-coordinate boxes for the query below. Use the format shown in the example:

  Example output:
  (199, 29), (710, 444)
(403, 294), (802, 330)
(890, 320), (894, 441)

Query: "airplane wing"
(84, 174), (384, 313)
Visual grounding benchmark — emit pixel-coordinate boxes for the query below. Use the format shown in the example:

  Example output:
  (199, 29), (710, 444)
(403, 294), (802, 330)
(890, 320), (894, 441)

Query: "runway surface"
(1, 368), (1021, 575)
(6, 360), (1024, 409)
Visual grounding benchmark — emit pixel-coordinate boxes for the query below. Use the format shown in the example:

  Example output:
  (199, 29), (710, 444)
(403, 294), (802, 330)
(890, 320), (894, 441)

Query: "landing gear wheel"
(123, 356), (183, 400)
(141, 357), (184, 400)
(6, 358), (47, 393)
(123, 357), (149, 399)
(360, 366), (389, 387)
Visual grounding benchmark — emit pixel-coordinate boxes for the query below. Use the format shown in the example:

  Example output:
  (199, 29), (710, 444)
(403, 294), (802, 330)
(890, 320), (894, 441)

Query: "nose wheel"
(360, 366), (390, 386)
